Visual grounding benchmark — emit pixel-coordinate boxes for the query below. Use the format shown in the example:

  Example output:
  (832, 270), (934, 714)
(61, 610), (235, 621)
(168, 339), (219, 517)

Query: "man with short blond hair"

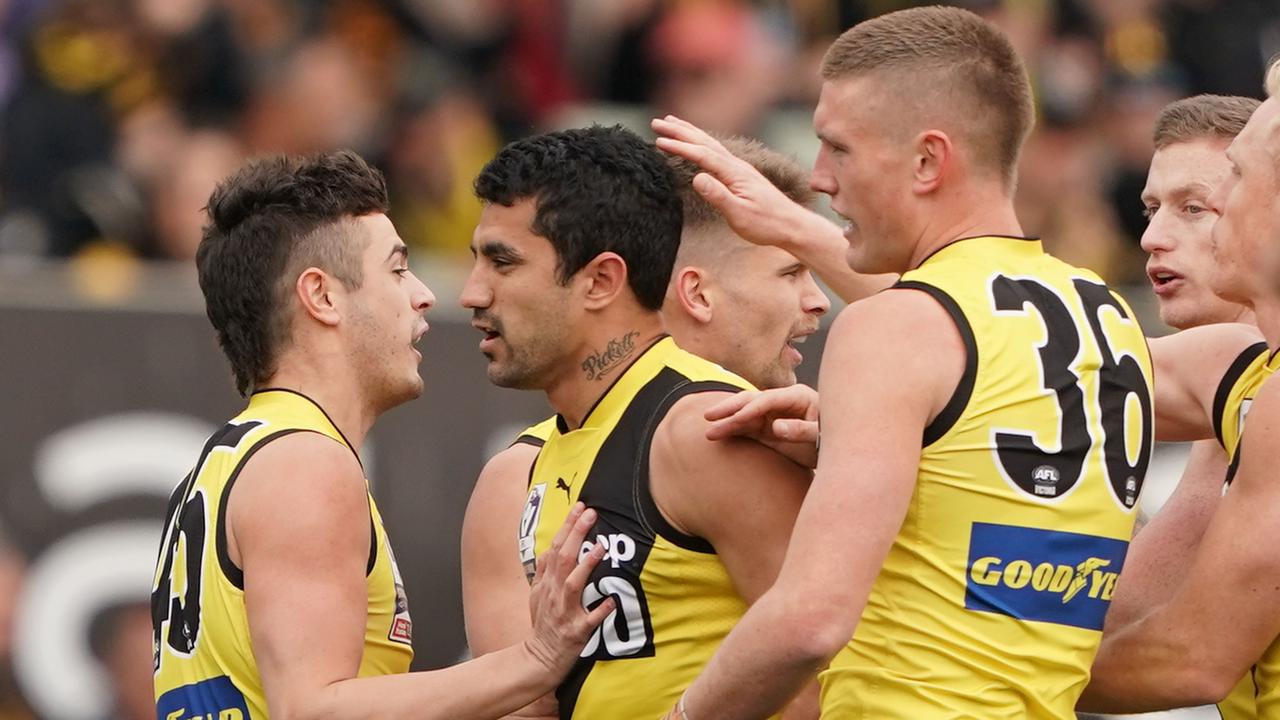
(1081, 58), (1280, 715)
(655, 6), (1154, 718)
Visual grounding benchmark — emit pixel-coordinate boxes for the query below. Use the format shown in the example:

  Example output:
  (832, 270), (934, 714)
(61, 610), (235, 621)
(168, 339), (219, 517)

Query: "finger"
(703, 390), (756, 422)
(565, 540), (606, 593)
(582, 595), (617, 632)
(556, 506), (598, 572)
(547, 502), (586, 556)
(691, 173), (739, 214)
(653, 136), (748, 183)
(774, 418), (820, 444)
(651, 115), (721, 148)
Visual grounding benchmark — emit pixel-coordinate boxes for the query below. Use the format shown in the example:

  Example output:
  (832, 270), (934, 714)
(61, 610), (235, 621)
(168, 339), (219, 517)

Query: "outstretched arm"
(1101, 439), (1226, 633)
(462, 442), (559, 719)
(652, 115), (895, 303)
(228, 433), (612, 720)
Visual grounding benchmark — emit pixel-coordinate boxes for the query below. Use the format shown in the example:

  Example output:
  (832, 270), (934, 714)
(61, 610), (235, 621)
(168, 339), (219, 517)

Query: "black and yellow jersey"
(152, 389), (413, 719)
(1210, 342), (1277, 719)
(820, 236), (1154, 719)
(1213, 341), (1274, 484)
(516, 336), (759, 719)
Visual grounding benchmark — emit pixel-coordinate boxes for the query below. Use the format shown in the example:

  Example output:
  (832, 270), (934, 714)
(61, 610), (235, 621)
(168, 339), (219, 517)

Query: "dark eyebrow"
(387, 244), (409, 264)
(479, 240), (524, 262)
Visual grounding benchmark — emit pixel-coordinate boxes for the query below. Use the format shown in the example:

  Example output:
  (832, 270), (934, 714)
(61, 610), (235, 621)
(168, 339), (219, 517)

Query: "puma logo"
(556, 477), (572, 498)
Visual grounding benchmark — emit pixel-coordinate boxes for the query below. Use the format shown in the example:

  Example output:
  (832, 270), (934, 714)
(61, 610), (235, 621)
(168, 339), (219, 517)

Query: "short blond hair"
(820, 6), (1033, 188)
(1153, 95), (1260, 149)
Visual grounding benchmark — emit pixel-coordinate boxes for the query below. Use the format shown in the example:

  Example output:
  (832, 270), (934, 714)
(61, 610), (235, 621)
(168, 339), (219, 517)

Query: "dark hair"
(473, 125), (682, 311)
(196, 150), (389, 396)
(821, 5), (1033, 188)
(1153, 95), (1260, 149)
(668, 135), (815, 228)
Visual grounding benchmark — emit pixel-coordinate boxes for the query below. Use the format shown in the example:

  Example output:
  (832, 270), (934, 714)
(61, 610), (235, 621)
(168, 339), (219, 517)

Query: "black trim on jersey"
(510, 433), (547, 449)
(216, 429), (379, 590)
(1225, 446), (1242, 487)
(252, 388), (364, 470)
(557, 368), (738, 717)
(910, 234), (1040, 270)
(555, 334), (671, 434)
(635, 375), (743, 554)
(1211, 342), (1267, 448)
(893, 280), (978, 446)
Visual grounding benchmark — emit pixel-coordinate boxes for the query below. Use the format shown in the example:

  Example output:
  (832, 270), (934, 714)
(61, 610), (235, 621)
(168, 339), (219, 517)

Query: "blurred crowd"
(2, 1), (1279, 717)
(0, 0), (1277, 284)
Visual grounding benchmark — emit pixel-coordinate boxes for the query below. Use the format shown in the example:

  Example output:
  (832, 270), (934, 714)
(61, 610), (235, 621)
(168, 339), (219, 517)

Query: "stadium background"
(0, 0), (1276, 717)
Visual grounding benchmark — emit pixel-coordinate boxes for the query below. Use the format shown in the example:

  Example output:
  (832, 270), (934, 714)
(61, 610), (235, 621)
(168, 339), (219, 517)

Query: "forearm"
(1081, 614), (1220, 713)
(681, 593), (838, 719)
(290, 641), (559, 720)
(780, 211), (894, 304)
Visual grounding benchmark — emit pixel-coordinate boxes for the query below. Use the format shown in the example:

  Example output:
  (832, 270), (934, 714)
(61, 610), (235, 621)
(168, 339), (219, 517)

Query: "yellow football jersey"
(152, 389), (413, 719)
(820, 236), (1154, 719)
(1212, 343), (1278, 719)
(516, 336), (761, 719)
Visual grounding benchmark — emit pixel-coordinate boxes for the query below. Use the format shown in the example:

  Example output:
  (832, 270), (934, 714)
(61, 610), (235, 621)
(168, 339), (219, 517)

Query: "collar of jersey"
(555, 334), (674, 435)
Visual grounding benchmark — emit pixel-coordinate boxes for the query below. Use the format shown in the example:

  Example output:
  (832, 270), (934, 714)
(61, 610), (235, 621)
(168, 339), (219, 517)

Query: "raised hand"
(525, 503), (615, 677)
(652, 115), (828, 250)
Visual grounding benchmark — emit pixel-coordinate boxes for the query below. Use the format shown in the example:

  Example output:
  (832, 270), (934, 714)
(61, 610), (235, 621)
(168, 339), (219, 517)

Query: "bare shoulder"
(475, 442), (541, 495)
(227, 432), (368, 555)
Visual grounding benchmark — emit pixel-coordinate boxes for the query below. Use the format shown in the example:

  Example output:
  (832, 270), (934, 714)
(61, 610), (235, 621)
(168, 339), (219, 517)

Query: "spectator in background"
(647, 0), (785, 137)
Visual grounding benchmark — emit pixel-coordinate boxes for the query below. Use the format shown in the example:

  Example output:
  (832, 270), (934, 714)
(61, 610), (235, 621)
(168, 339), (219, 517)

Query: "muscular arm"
(651, 115), (894, 303)
(1147, 323), (1263, 442)
(652, 391), (820, 718)
(1102, 439), (1226, 633)
(229, 433), (608, 720)
(461, 442), (558, 720)
(1081, 377), (1280, 712)
(462, 442), (541, 654)
(669, 290), (964, 718)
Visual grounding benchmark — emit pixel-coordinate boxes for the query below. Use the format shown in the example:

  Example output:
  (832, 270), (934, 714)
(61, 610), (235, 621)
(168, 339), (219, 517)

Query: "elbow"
(775, 604), (854, 667)
(1176, 663), (1241, 707)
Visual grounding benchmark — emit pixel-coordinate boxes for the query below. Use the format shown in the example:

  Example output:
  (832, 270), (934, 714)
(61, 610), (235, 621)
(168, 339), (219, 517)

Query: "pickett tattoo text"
(582, 331), (640, 380)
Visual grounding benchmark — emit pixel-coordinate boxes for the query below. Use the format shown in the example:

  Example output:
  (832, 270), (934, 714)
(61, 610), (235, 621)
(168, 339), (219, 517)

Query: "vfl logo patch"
(964, 522), (1128, 630)
(156, 675), (249, 720)
(518, 484), (547, 582)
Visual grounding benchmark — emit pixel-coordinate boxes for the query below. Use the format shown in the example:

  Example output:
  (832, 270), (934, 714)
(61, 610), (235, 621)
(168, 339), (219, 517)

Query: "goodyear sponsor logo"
(156, 676), (250, 720)
(964, 522), (1128, 631)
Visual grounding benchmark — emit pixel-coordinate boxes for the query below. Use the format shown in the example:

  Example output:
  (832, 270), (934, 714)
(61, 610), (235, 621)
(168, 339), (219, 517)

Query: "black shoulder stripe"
(893, 280), (978, 447)
(510, 434), (546, 449)
(1225, 446), (1242, 487)
(1213, 341), (1268, 448)
(635, 376), (743, 554)
(216, 429), (377, 590)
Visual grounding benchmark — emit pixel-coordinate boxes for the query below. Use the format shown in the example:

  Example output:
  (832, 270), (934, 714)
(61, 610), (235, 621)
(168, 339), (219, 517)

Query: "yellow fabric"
(820, 236), (1154, 719)
(152, 389), (413, 720)
(517, 337), (764, 719)
(1216, 344), (1278, 463)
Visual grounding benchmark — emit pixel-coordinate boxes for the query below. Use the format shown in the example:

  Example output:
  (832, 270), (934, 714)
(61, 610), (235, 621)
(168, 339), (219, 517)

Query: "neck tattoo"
(581, 331), (641, 381)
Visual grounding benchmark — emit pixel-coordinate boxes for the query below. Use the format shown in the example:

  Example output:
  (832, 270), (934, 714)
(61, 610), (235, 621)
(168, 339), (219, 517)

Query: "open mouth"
(1148, 268), (1183, 293)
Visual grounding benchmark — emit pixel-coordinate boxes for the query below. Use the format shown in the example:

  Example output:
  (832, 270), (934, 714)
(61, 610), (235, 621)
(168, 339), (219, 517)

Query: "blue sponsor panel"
(964, 522), (1129, 631)
(155, 675), (251, 720)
